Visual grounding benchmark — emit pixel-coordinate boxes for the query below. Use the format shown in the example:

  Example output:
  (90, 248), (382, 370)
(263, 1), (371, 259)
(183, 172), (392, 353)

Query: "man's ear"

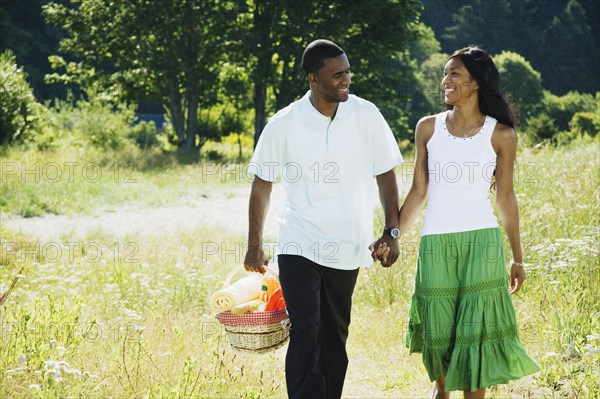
(308, 72), (318, 86)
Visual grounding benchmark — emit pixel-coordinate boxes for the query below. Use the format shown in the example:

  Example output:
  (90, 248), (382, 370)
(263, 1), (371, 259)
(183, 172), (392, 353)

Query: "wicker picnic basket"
(215, 266), (290, 354)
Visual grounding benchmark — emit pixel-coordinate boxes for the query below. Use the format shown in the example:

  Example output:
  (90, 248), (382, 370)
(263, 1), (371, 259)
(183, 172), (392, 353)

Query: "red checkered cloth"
(216, 310), (288, 327)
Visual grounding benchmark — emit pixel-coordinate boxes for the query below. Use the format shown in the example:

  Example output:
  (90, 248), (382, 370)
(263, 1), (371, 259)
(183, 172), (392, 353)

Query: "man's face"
(310, 54), (352, 103)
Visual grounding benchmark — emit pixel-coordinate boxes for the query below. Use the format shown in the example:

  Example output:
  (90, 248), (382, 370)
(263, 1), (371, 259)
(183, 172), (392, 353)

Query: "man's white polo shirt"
(250, 91), (403, 270)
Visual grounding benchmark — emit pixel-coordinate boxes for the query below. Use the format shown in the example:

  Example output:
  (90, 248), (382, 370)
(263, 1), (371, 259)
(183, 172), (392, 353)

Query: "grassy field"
(0, 140), (599, 398)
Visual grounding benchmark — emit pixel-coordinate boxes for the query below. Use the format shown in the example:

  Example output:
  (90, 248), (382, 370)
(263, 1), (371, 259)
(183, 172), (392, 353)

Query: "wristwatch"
(383, 227), (400, 239)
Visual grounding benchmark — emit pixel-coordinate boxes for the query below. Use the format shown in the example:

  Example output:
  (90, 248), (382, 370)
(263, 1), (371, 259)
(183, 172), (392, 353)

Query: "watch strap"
(383, 227), (400, 239)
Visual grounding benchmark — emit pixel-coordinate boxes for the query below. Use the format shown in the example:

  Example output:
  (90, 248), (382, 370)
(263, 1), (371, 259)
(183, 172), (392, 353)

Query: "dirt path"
(3, 184), (285, 241)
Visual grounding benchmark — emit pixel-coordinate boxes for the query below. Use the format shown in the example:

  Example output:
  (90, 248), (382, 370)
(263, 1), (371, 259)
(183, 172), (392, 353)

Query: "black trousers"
(278, 255), (359, 399)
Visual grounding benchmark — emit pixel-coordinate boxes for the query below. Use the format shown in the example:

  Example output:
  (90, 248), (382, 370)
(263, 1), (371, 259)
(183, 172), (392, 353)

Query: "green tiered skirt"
(406, 227), (540, 392)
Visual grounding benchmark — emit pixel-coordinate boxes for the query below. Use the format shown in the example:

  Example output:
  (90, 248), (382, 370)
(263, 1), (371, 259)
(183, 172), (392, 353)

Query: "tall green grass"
(0, 146), (253, 217)
(1, 140), (598, 398)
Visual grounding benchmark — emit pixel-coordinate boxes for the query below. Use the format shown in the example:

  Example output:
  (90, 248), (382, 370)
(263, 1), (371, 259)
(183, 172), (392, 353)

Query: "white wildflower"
(583, 344), (600, 356)
(82, 371), (98, 379)
(63, 368), (82, 378)
(543, 351), (559, 359)
(5, 367), (25, 374)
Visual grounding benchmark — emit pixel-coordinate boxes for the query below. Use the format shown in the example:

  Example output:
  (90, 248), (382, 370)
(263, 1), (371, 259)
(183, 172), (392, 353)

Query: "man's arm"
(372, 169), (400, 267)
(372, 116), (433, 264)
(244, 175), (273, 273)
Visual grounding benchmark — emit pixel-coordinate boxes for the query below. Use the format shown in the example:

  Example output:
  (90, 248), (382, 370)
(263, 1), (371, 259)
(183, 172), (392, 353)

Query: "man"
(244, 39), (402, 399)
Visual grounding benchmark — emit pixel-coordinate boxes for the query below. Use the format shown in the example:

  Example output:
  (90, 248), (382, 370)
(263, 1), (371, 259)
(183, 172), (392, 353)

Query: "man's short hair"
(301, 39), (345, 76)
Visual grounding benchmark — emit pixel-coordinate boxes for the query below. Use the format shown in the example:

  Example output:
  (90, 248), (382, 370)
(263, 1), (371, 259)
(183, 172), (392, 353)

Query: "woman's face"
(442, 57), (478, 106)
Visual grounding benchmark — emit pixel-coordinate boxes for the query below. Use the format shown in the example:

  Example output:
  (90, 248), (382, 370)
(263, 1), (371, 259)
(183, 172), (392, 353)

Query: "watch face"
(384, 227), (400, 239)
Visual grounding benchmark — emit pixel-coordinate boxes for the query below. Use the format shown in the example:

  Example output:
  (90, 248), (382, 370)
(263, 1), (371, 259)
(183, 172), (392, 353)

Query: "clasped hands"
(369, 235), (399, 267)
(244, 238), (400, 270)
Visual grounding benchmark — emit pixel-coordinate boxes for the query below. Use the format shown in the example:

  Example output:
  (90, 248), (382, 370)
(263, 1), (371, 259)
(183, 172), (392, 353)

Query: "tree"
(419, 52), (449, 112)
(0, 0), (69, 100)
(43, 0), (239, 161)
(0, 50), (42, 144)
(42, 0), (425, 151)
(408, 23), (441, 65)
(435, 0), (599, 95)
(541, 0), (599, 94)
(218, 63), (253, 160)
(240, 0), (422, 145)
(442, 0), (543, 56)
(494, 51), (543, 123)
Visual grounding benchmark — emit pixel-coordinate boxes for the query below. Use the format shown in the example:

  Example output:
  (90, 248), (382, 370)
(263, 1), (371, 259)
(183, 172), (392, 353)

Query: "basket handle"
(222, 264), (279, 289)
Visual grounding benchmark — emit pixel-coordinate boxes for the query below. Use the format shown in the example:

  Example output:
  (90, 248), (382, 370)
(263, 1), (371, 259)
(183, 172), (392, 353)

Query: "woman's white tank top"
(421, 110), (499, 236)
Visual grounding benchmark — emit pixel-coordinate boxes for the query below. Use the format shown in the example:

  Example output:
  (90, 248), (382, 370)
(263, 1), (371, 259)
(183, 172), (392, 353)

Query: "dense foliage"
(0, 0), (598, 154)
(421, 0), (599, 95)
(0, 50), (43, 144)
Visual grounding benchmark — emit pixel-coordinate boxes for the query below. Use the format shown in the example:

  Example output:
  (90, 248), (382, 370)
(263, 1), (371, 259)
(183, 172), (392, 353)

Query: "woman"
(376, 46), (540, 398)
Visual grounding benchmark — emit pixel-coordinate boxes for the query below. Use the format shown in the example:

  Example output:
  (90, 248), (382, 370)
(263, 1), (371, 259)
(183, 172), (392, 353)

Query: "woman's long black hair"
(445, 46), (516, 128)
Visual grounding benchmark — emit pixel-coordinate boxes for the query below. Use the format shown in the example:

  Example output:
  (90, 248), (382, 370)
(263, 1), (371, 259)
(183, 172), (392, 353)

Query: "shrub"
(552, 130), (580, 146)
(526, 113), (558, 142)
(76, 101), (134, 149)
(541, 91), (597, 132)
(127, 120), (159, 149)
(0, 50), (43, 144)
(52, 98), (137, 151)
(570, 112), (600, 137)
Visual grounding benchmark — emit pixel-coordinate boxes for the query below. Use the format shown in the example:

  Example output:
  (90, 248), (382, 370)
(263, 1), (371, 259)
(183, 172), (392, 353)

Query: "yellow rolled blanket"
(210, 273), (263, 312)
